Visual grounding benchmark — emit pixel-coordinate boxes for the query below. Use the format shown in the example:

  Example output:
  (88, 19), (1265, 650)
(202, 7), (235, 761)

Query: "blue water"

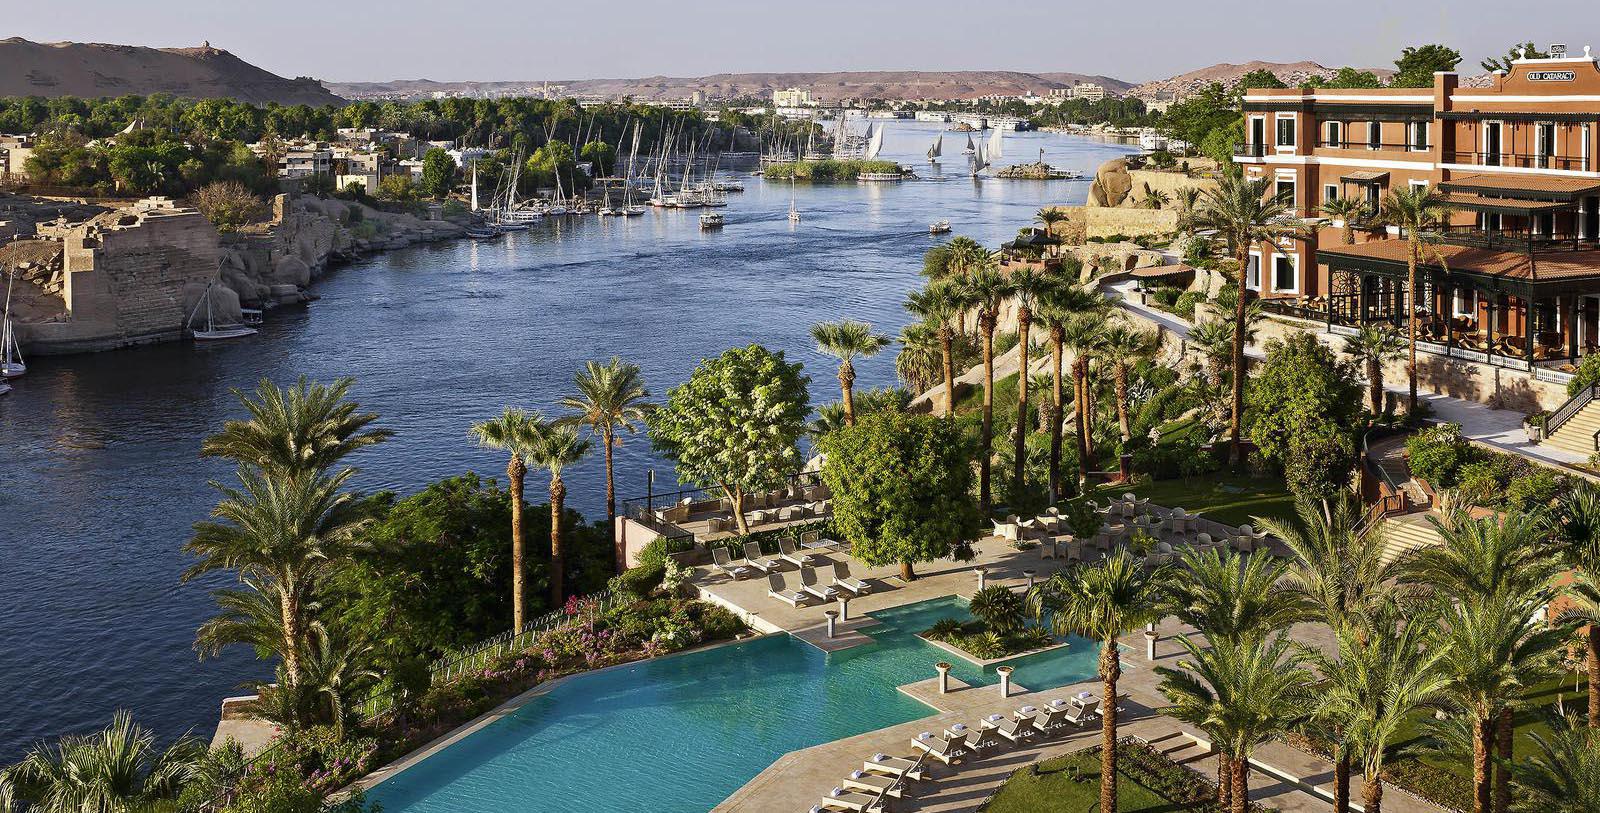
(366, 597), (1107, 811)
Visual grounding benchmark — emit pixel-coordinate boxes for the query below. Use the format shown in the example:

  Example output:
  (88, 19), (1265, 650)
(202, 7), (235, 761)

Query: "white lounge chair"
(842, 770), (901, 798)
(1031, 706), (1071, 735)
(743, 542), (778, 574)
(991, 518), (1020, 541)
(956, 725), (1000, 754)
(911, 732), (966, 764)
(862, 753), (926, 780)
(984, 714), (1034, 744)
(767, 573), (809, 607)
(799, 566), (839, 601)
(832, 561), (871, 595)
(711, 547), (750, 580)
(1060, 703), (1092, 728)
(819, 788), (883, 812)
(778, 537), (820, 568)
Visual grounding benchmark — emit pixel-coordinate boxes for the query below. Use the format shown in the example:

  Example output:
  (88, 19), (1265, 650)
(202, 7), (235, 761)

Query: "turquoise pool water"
(366, 597), (1107, 812)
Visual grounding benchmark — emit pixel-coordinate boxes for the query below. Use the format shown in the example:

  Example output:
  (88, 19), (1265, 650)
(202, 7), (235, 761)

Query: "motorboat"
(699, 212), (725, 230)
(929, 220), (952, 235)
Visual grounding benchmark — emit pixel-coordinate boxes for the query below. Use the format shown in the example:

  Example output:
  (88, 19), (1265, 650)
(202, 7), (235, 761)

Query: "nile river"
(0, 123), (1136, 758)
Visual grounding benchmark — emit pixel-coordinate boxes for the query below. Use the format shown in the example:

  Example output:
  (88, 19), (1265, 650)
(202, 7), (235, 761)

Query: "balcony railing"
(1233, 143), (1265, 158)
(1444, 150), (1591, 171)
(1317, 140), (1427, 152)
(1425, 223), (1596, 254)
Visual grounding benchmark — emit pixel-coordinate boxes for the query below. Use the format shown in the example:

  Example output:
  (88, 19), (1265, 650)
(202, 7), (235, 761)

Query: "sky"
(8, 0), (1598, 84)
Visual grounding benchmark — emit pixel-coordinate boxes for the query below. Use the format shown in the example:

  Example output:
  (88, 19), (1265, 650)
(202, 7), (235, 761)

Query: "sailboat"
(621, 122), (646, 215)
(787, 175), (800, 223)
(598, 186), (619, 216)
(187, 282), (257, 341)
(1, 269), (24, 379)
(927, 133), (942, 163)
(970, 143), (990, 179)
(962, 133), (976, 155)
(988, 126), (1004, 162)
(863, 123), (885, 160)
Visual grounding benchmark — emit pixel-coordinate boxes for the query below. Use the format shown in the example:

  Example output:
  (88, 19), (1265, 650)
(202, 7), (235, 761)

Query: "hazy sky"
(9, 0), (1597, 83)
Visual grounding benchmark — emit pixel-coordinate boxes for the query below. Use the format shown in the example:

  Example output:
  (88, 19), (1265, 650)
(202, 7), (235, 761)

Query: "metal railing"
(1318, 140), (1427, 152)
(1445, 150), (1590, 171)
(1546, 382), (1600, 438)
(1232, 143), (1265, 158)
(1423, 223), (1596, 254)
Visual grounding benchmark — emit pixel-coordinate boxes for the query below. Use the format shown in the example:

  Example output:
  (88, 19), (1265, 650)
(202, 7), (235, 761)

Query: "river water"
(0, 123), (1136, 759)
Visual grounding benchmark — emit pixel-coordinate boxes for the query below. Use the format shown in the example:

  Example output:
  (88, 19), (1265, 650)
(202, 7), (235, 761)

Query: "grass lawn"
(1090, 472), (1296, 529)
(983, 747), (1212, 812)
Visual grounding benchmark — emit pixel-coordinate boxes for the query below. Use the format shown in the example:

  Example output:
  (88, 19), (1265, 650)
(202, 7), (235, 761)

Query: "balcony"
(1233, 142), (1265, 158)
(1317, 140), (1427, 153)
(1444, 150), (1591, 172)
(1425, 223), (1596, 255)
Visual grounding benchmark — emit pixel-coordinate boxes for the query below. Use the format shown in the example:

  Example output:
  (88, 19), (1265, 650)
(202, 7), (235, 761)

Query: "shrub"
(634, 537), (669, 569)
(610, 562), (665, 600)
(928, 617), (965, 638)
(1568, 353), (1600, 396)
(661, 558), (693, 595)
(1506, 467), (1563, 511)
(1405, 422), (1472, 488)
(968, 585), (1026, 633)
(691, 602), (747, 641)
(1172, 290), (1204, 320)
(192, 180), (261, 232)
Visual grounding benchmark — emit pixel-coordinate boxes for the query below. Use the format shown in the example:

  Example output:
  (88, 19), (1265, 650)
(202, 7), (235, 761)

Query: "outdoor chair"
(798, 566), (839, 601)
(778, 537), (820, 568)
(841, 771), (901, 799)
(711, 547), (750, 580)
(743, 541), (778, 574)
(991, 518), (1020, 542)
(985, 714), (1034, 743)
(767, 572), (809, 607)
(911, 732), (967, 764)
(862, 753), (927, 781)
(832, 561), (871, 595)
(819, 788), (883, 812)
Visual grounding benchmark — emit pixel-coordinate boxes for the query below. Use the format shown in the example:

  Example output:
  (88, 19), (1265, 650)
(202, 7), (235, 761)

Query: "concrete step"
(1380, 517), (1442, 563)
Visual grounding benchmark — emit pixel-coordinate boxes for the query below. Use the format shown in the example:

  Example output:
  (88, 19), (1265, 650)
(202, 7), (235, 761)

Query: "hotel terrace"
(1233, 45), (1600, 388)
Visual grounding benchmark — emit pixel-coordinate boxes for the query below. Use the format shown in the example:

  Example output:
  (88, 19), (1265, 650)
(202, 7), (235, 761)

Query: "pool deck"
(702, 539), (1449, 813)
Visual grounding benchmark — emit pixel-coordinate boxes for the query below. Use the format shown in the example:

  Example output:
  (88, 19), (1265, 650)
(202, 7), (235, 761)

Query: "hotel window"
(1275, 178), (1296, 209)
(1276, 116), (1296, 147)
(1323, 184), (1339, 205)
(1483, 122), (1503, 166)
(1368, 122), (1383, 150)
(1273, 254), (1297, 293)
(1408, 121), (1430, 152)
(1537, 122), (1556, 168)
(1246, 253), (1262, 291)
(1454, 288), (1476, 318)
(1324, 121), (1343, 147)
(1365, 183), (1381, 208)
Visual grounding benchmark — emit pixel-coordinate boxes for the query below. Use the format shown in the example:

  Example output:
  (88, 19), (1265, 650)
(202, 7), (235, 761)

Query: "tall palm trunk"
(940, 325), (956, 419)
(603, 429), (622, 575)
(1473, 716), (1492, 813)
(1013, 307), (1032, 498)
(1367, 359), (1384, 415)
(979, 316), (996, 514)
(1074, 355), (1090, 486)
(1231, 755), (1249, 813)
(1364, 772), (1385, 813)
(1494, 708), (1513, 813)
(1589, 624), (1600, 727)
(1100, 638), (1121, 813)
(1218, 752), (1233, 809)
(1048, 328), (1065, 500)
(838, 361), (857, 426)
(280, 595), (303, 690)
(1406, 246), (1420, 415)
(549, 475), (566, 608)
(508, 454), (528, 630)
(1334, 749), (1351, 813)
(1114, 362), (1131, 440)
(1230, 246), (1249, 465)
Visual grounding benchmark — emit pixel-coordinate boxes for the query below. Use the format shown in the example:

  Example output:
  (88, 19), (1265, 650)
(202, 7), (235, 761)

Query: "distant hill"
(1129, 60), (1397, 97)
(328, 70), (1137, 102)
(0, 38), (343, 106)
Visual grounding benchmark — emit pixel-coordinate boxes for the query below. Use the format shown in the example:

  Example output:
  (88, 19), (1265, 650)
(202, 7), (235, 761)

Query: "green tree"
(1157, 633), (1313, 813)
(559, 357), (652, 572)
(1481, 42), (1549, 74)
(1392, 44), (1463, 87)
(378, 172), (418, 202)
(1033, 207), (1068, 238)
(1191, 174), (1300, 463)
(471, 407), (543, 630)
(1510, 716), (1600, 812)
(1036, 280), (1101, 498)
(525, 421), (591, 606)
(810, 319), (891, 427)
(199, 377), (390, 477)
(1028, 552), (1168, 813)
(1553, 482), (1600, 726)
(579, 140), (616, 176)
(820, 411), (980, 580)
(649, 344), (810, 536)
(1008, 267), (1055, 497)
(420, 147), (456, 199)
(1233, 68), (1288, 100)
(192, 180), (262, 232)
(903, 282), (969, 417)
(960, 265), (1013, 514)
(1342, 325), (1406, 415)
(1378, 184), (1454, 414)
(1098, 320), (1160, 442)
(7, 711), (207, 813)
(1321, 196), (1370, 245)
(1312, 67), (1385, 89)
(1246, 332), (1363, 497)
(1166, 548), (1305, 645)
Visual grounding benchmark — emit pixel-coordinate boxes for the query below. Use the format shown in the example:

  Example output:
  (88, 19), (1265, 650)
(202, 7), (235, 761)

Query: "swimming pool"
(365, 596), (1107, 812)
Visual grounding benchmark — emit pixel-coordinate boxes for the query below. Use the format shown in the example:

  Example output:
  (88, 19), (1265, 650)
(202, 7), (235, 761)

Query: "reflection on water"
(0, 125), (1136, 757)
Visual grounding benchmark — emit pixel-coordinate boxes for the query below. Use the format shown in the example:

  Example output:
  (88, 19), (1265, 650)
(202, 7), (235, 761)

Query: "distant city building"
(0, 134), (36, 181)
(772, 88), (813, 108)
(1049, 83), (1109, 102)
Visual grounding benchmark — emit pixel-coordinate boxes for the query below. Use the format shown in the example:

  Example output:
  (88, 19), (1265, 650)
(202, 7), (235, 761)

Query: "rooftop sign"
(1527, 70), (1577, 82)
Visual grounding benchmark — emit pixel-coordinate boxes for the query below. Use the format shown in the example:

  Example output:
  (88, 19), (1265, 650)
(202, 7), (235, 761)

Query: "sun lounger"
(862, 753), (926, 781)
(711, 547), (750, 580)
(799, 566), (839, 601)
(1030, 706), (1071, 734)
(1060, 703), (1092, 728)
(842, 771), (902, 798)
(743, 542), (778, 573)
(958, 725), (1001, 754)
(779, 537), (820, 567)
(983, 714), (1034, 743)
(819, 788), (883, 812)
(767, 573), (809, 607)
(911, 732), (967, 764)
(831, 561), (871, 595)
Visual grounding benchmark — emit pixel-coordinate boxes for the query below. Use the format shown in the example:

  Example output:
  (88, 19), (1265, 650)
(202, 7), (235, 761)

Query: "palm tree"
(893, 321), (942, 396)
(1028, 552), (1168, 813)
(1157, 632), (1313, 813)
(200, 376), (390, 476)
(903, 282), (968, 417)
(943, 235), (989, 277)
(1167, 548), (1306, 644)
(1098, 320), (1160, 441)
(1342, 325), (1405, 415)
(1034, 206), (1068, 238)
(184, 468), (366, 691)
(1008, 267), (1055, 497)
(299, 621), (379, 742)
(1321, 196), (1370, 245)
(8, 711), (207, 813)
(472, 408), (543, 630)
(1061, 313), (1106, 488)
(1190, 174), (1300, 464)
(1554, 482), (1600, 727)
(526, 421), (591, 607)
(1378, 185), (1453, 416)
(1175, 186), (1203, 235)
(811, 319), (891, 427)
(559, 358), (652, 573)
(1259, 495), (1397, 811)
(1510, 716), (1600, 812)
(961, 265), (1012, 514)
(1036, 284), (1102, 500)
(1140, 187), (1171, 210)
(1310, 599), (1453, 813)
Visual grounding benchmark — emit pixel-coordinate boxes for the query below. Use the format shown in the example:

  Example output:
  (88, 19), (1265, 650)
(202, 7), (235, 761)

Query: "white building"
(772, 88), (813, 108)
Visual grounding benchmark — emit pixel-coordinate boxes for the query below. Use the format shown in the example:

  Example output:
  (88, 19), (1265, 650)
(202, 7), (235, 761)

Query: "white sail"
(469, 160), (479, 211)
(964, 133), (975, 153)
(1, 270), (23, 378)
(928, 134), (942, 159)
(988, 126), (1004, 160)
(864, 123), (885, 160)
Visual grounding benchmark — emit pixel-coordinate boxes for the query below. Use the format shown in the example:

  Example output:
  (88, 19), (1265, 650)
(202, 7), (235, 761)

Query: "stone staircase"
(1380, 514), (1444, 563)
(1144, 730), (1213, 768)
(1543, 398), (1600, 457)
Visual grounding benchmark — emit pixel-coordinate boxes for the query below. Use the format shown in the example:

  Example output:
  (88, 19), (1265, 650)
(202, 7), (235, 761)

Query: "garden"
(981, 741), (1265, 813)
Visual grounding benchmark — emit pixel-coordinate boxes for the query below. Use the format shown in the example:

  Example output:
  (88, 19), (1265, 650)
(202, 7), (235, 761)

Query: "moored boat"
(699, 212), (724, 230)
(187, 282), (258, 342)
(2, 270), (25, 379)
(929, 219), (951, 234)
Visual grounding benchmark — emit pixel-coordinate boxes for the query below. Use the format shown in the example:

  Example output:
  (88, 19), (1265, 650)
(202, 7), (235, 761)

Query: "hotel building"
(1232, 46), (1600, 382)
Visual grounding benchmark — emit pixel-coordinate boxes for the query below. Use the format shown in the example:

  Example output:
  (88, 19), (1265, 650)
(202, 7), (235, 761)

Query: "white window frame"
(1323, 184), (1339, 205)
(1246, 250), (1262, 292)
(1368, 121), (1383, 150)
(1271, 252), (1300, 295)
(1324, 120), (1343, 148)
(1536, 122), (1556, 168)
(1454, 288), (1476, 318)
(1408, 121), (1430, 152)
(1483, 121), (1504, 165)
(1275, 112), (1298, 151)
(1410, 179), (1430, 192)
(1584, 125), (1592, 172)
(1248, 115), (1267, 148)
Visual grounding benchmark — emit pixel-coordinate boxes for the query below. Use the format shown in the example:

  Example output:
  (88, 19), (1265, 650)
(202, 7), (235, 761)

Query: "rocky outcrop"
(1088, 158), (1135, 208)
